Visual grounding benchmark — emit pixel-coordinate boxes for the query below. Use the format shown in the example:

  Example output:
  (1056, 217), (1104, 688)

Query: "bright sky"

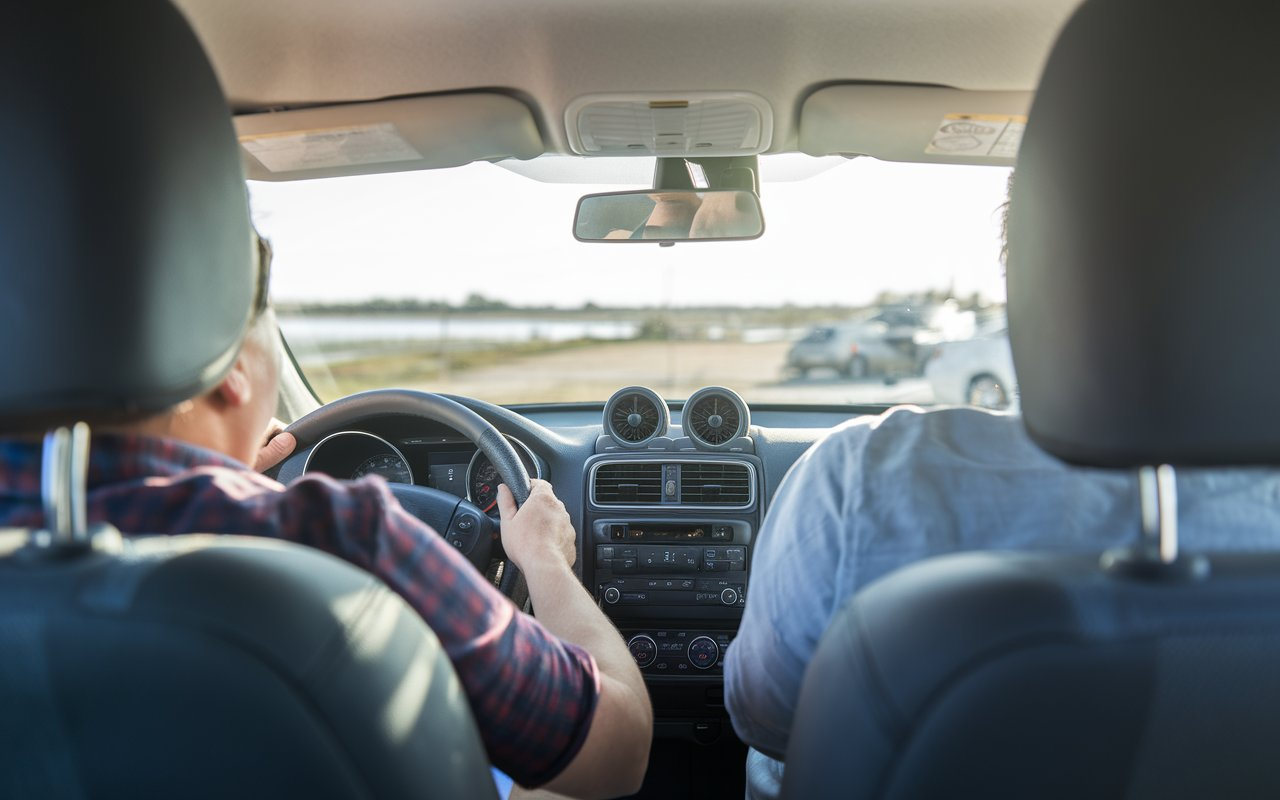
(249, 156), (1012, 309)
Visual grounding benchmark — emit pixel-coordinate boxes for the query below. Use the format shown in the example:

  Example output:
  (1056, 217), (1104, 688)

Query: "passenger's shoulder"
(824, 404), (1021, 444)
(826, 405), (1050, 469)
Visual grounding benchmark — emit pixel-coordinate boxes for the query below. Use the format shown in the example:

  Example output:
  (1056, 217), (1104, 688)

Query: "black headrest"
(1008, 0), (1280, 467)
(0, 1), (254, 431)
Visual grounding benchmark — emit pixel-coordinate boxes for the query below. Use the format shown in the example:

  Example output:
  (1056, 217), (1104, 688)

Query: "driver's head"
(640, 192), (703, 239)
(113, 229), (282, 466)
(689, 191), (759, 239)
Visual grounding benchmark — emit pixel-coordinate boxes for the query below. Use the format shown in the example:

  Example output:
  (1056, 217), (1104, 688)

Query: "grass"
(319, 337), (603, 395)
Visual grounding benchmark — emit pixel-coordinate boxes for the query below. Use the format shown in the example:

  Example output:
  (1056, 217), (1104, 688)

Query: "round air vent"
(604, 386), (669, 447)
(683, 386), (750, 449)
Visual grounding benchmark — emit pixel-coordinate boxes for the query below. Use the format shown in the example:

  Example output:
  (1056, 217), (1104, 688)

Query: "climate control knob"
(603, 586), (621, 605)
(628, 635), (658, 668)
(688, 636), (719, 670)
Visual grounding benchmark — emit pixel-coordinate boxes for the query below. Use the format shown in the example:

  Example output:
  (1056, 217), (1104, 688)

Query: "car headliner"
(175, 0), (1082, 159)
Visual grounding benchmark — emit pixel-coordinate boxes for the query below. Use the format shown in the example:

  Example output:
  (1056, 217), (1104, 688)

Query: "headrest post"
(1138, 464), (1178, 564)
(41, 423), (90, 544)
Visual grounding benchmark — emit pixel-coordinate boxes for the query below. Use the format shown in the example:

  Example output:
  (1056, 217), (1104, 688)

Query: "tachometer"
(352, 452), (414, 484)
(470, 459), (502, 512)
(467, 436), (542, 514)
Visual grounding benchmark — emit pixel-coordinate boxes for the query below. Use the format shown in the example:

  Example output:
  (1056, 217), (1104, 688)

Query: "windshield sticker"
(925, 114), (1026, 159)
(240, 123), (422, 172)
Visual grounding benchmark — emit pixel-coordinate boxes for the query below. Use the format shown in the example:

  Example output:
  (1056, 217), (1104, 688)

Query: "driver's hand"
(496, 479), (577, 573)
(253, 418), (297, 473)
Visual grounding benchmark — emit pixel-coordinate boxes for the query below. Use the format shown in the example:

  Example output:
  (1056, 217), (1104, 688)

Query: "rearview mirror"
(573, 189), (764, 243)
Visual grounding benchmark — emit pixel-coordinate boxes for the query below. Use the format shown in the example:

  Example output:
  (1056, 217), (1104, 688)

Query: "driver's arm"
(498, 481), (653, 799)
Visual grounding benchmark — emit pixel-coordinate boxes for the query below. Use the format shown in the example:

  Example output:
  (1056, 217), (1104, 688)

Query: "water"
(278, 314), (641, 345)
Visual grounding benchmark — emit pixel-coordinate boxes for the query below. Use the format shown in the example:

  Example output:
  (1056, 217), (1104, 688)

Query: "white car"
(925, 329), (1017, 409)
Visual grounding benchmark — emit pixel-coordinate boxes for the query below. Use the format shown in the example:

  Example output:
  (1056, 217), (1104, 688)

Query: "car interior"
(5, 0), (1279, 798)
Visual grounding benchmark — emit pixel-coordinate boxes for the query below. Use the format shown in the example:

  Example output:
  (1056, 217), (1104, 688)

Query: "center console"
(592, 518), (751, 675)
(583, 450), (760, 742)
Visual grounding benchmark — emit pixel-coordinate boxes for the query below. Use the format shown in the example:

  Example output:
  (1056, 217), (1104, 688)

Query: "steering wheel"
(284, 389), (531, 598)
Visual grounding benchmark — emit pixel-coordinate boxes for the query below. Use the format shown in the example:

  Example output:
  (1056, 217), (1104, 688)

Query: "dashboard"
(301, 428), (542, 514)
(274, 385), (879, 745)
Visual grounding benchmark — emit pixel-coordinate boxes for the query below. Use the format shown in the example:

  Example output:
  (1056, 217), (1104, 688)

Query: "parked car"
(925, 327), (1018, 409)
(787, 302), (975, 378)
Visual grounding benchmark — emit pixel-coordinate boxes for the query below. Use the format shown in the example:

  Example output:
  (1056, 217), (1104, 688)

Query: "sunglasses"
(253, 231), (273, 317)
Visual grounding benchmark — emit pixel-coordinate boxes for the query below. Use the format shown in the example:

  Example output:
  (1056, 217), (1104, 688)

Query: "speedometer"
(352, 452), (414, 484)
(467, 436), (542, 514)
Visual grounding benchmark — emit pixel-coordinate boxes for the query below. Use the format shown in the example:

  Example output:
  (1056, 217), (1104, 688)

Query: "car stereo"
(592, 519), (750, 613)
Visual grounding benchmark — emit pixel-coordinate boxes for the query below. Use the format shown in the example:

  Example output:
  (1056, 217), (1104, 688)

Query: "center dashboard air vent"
(604, 386), (670, 447)
(593, 462), (665, 504)
(679, 462), (752, 506)
(683, 386), (750, 449)
(592, 460), (756, 507)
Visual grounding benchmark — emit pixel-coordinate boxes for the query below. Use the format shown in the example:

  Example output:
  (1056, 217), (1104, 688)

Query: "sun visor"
(799, 86), (1032, 166)
(235, 94), (543, 181)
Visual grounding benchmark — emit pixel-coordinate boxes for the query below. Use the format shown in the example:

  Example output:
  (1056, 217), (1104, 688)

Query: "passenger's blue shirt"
(725, 406), (1280, 800)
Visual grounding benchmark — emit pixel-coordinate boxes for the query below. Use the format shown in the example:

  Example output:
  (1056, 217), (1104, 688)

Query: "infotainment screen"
(624, 524), (707, 541)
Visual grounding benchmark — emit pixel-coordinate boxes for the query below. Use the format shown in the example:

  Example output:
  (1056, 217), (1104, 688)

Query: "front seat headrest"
(1008, 0), (1280, 468)
(0, 0), (254, 432)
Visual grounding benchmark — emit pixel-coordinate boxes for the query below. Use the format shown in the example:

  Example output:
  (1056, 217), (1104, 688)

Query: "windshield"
(250, 155), (1012, 408)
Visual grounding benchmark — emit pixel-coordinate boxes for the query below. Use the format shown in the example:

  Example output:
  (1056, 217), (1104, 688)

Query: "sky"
(249, 155), (1012, 309)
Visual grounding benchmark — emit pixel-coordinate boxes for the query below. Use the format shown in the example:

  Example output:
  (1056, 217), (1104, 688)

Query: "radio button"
(689, 636), (720, 670)
(702, 560), (730, 573)
(720, 588), (739, 606)
(627, 635), (658, 668)
(603, 586), (621, 605)
(697, 578), (734, 590)
(596, 546), (615, 565)
(615, 558), (638, 573)
(725, 547), (746, 563)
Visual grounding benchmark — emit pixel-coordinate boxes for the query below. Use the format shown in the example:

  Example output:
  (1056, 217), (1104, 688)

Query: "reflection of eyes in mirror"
(575, 189), (764, 243)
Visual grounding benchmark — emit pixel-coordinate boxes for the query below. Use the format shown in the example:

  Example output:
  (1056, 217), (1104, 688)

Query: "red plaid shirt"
(0, 433), (599, 787)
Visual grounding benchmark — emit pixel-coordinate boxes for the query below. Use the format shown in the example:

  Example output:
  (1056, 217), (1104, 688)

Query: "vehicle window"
(800, 327), (835, 343)
(251, 156), (1014, 408)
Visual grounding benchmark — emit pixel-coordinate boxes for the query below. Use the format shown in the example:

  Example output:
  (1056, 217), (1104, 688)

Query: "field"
(296, 336), (934, 406)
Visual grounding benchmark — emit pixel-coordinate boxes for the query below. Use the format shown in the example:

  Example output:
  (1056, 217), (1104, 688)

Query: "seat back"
(783, 551), (1280, 799)
(1, 531), (498, 799)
